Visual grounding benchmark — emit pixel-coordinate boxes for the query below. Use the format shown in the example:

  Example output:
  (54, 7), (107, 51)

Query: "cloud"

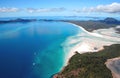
(0, 7), (20, 12)
(0, 7), (66, 13)
(27, 8), (66, 13)
(74, 2), (120, 14)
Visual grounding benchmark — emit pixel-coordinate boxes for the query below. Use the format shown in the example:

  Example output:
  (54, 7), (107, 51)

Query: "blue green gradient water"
(0, 21), (79, 78)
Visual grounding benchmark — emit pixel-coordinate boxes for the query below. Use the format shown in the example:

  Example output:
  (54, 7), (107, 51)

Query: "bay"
(0, 21), (80, 78)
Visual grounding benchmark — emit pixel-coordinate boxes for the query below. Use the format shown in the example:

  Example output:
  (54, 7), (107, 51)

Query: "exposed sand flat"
(62, 24), (120, 64)
(93, 27), (120, 38)
(105, 57), (120, 78)
(62, 23), (120, 78)
(116, 25), (120, 28)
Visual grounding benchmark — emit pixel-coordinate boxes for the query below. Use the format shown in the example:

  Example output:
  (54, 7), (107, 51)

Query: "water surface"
(0, 21), (80, 78)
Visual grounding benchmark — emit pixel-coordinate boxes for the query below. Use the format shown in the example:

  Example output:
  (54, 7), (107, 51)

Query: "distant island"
(0, 18), (37, 23)
(0, 17), (120, 33)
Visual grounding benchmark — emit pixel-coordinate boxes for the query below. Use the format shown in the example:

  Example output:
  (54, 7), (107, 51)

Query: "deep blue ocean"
(0, 16), (120, 78)
(0, 19), (80, 78)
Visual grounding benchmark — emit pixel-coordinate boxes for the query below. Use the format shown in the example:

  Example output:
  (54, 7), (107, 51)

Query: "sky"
(0, 0), (120, 17)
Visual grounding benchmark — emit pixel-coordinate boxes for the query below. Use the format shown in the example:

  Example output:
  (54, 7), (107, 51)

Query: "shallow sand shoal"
(105, 57), (120, 78)
(63, 24), (120, 64)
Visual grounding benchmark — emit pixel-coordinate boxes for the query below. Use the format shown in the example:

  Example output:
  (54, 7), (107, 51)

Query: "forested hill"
(53, 44), (120, 78)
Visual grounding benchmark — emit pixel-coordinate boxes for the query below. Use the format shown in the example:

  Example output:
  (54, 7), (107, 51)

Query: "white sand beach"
(105, 57), (120, 78)
(63, 24), (120, 63)
(62, 23), (120, 77)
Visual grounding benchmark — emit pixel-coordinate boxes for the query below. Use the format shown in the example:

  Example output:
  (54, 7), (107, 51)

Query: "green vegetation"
(55, 44), (120, 78)
(67, 17), (120, 32)
(68, 21), (116, 32)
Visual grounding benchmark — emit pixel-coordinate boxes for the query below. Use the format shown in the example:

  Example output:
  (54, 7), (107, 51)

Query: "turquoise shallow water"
(32, 22), (80, 78)
(0, 21), (80, 78)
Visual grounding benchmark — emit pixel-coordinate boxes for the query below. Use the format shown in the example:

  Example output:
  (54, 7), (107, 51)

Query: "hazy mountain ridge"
(67, 17), (120, 32)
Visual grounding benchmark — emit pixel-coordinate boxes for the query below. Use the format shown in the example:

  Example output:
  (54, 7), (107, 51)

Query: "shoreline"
(63, 22), (120, 65)
(63, 23), (105, 65)
(56, 22), (120, 78)
(53, 44), (120, 78)
(68, 23), (104, 37)
(105, 57), (120, 78)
